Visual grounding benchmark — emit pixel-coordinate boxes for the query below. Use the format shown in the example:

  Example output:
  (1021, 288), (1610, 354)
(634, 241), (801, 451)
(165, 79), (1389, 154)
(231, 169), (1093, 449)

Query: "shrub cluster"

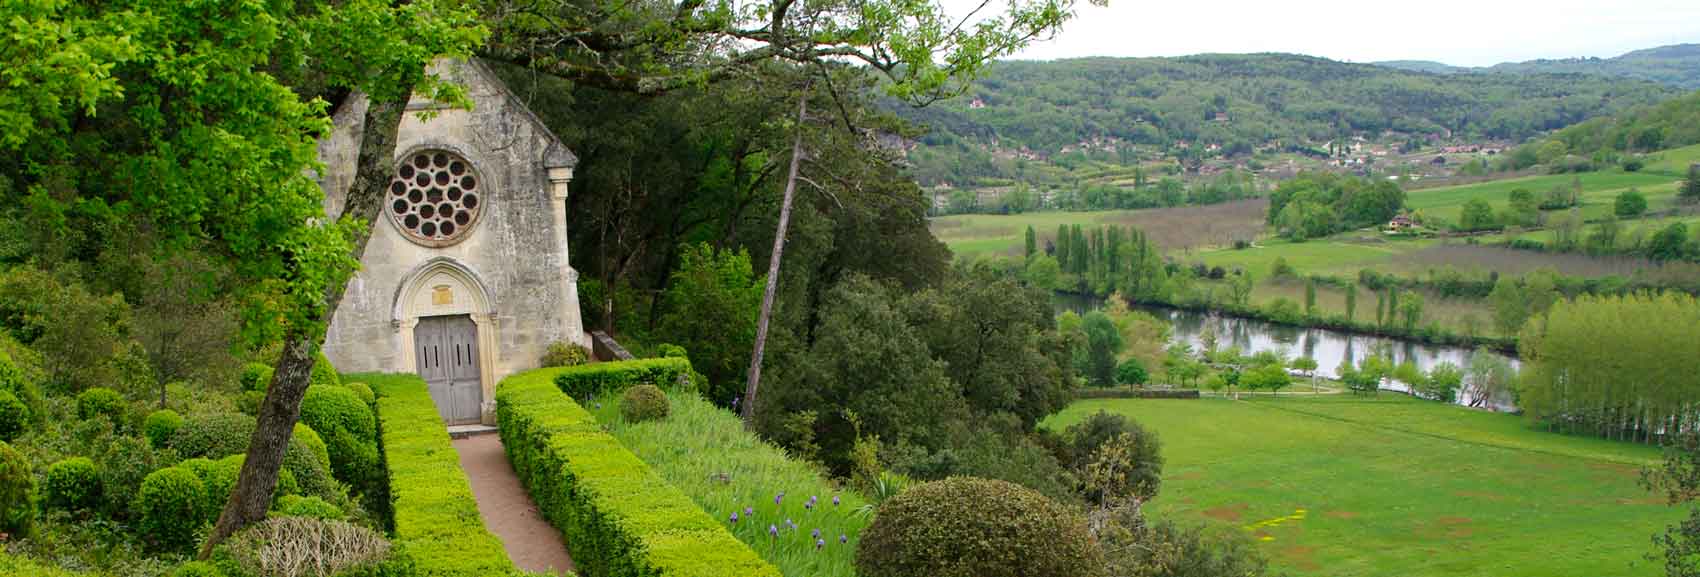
(363, 372), (517, 576)
(0, 440), (32, 535)
(551, 357), (693, 400)
(620, 384), (670, 422)
(44, 457), (101, 511)
(0, 390), (26, 441)
(136, 466), (205, 552)
(170, 412), (257, 459)
(238, 362), (273, 392)
(300, 385), (379, 505)
(76, 387), (127, 426)
(144, 409), (182, 449)
(311, 351), (341, 388)
(275, 495), (345, 520)
(500, 366), (781, 577)
(539, 341), (591, 367)
(855, 477), (1102, 577)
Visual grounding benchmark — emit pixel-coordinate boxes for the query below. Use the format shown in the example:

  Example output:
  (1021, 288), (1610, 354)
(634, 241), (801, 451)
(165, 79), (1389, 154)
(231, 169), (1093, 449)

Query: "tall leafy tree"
(1025, 225), (1038, 259)
(1082, 311), (1124, 387)
(3, 0), (485, 549)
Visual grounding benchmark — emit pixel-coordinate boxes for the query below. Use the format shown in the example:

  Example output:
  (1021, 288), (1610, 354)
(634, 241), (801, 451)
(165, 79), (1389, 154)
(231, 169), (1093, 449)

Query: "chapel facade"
(314, 58), (589, 426)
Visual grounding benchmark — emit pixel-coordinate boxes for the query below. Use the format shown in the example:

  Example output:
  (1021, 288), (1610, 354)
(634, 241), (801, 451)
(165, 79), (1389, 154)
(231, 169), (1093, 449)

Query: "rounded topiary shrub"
(77, 387), (127, 424)
(172, 560), (224, 577)
(621, 384), (670, 422)
(311, 351), (340, 388)
(342, 381), (375, 406)
(170, 413), (258, 459)
(540, 341), (590, 367)
(238, 362), (274, 393)
(44, 456), (101, 511)
(855, 477), (1103, 577)
(0, 440), (33, 536)
(236, 390), (266, 416)
(0, 389), (27, 441)
(275, 494), (345, 520)
(144, 409), (183, 449)
(284, 425), (337, 502)
(136, 466), (205, 552)
(300, 386), (374, 442)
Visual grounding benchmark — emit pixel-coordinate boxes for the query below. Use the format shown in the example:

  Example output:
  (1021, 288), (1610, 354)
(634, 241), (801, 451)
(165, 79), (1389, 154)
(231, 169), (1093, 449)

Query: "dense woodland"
(893, 53), (1682, 185)
(1379, 43), (1700, 89)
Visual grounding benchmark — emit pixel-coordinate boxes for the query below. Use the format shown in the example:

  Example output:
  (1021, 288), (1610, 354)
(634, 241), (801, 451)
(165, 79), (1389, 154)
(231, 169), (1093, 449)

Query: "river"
(1055, 293), (1520, 410)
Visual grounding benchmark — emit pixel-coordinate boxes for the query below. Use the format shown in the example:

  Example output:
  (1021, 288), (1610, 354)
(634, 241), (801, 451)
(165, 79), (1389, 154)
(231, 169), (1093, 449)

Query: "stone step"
(447, 424), (500, 439)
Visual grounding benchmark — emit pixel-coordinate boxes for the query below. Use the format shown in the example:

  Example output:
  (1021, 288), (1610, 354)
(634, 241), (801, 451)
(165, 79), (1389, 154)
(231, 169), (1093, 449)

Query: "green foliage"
(620, 384), (670, 423)
(76, 387), (127, 425)
(550, 357), (695, 401)
(1115, 358), (1148, 387)
(0, 390), (26, 441)
(171, 413), (257, 459)
(366, 372), (515, 575)
(311, 352), (341, 389)
(1458, 198), (1500, 231)
(2, 551), (94, 577)
(144, 409), (183, 449)
(300, 386), (375, 443)
(275, 494), (345, 521)
(171, 561), (223, 577)
(854, 477), (1102, 577)
(0, 441), (33, 536)
(497, 368), (783, 577)
(1649, 222), (1693, 261)
(1055, 411), (1163, 503)
(136, 466), (205, 552)
(238, 363), (274, 393)
(589, 383), (871, 577)
(44, 457), (101, 511)
(1082, 311), (1124, 387)
(899, 54), (1678, 187)
(1615, 188), (1649, 218)
(539, 341), (591, 368)
(1421, 362), (1464, 404)
(656, 243), (763, 405)
(0, 268), (136, 394)
(1100, 515), (1269, 577)
(1268, 172), (1406, 236)
(1518, 293), (1700, 441)
(342, 381), (376, 406)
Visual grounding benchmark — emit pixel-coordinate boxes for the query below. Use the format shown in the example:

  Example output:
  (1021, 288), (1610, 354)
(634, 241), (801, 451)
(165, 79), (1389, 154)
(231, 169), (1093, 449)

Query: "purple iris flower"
(816, 538), (825, 550)
(775, 492), (784, 505)
(811, 528), (821, 539)
(768, 524), (778, 538)
(832, 495), (840, 506)
(839, 534), (847, 544)
(744, 506), (753, 517)
(730, 512), (739, 523)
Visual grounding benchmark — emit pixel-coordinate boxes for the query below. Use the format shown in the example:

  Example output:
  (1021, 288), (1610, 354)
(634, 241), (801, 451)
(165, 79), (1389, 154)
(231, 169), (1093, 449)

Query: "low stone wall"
(1075, 388), (1201, 400)
(590, 330), (634, 361)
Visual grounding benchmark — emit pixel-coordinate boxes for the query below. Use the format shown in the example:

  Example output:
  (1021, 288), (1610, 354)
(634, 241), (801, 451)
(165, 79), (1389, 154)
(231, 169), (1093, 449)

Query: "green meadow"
(1045, 395), (1676, 577)
(1407, 171), (1681, 222)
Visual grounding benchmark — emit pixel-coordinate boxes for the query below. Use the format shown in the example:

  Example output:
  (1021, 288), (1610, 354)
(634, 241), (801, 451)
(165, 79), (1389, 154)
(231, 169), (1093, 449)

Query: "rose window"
(388, 150), (483, 246)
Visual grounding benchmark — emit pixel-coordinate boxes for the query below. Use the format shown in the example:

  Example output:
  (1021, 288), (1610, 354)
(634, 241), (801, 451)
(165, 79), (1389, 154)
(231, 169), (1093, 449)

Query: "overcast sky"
(961, 0), (1700, 66)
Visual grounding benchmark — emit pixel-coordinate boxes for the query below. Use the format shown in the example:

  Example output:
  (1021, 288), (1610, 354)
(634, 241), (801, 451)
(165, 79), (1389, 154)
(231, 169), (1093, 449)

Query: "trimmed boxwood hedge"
(551, 357), (693, 400)
(498, 365), (781, 577)
(359, 372), (517, 577)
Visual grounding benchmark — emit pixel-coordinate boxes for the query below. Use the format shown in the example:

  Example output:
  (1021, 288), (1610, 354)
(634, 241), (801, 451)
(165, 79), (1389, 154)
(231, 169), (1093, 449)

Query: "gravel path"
(453, 434), (575, 575)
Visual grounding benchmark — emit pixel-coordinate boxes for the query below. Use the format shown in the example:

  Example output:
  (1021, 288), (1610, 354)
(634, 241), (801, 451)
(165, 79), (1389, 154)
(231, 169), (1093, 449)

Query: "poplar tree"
(1057, 224), (1072, 270)
(1025, 225), (1038, 259)
(1345, 283), (1358, 323)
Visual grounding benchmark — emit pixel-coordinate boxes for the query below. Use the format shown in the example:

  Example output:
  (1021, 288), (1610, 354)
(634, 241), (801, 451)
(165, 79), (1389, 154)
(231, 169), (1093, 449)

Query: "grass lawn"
(1044, 395), (1677, 577)
(931, 199), (1267, 259)
(1189, 236), (1435, 276)
(1407, 171), (1680, 222)
(1645, 143), (1700, 176)
(590, 390), (868, 577)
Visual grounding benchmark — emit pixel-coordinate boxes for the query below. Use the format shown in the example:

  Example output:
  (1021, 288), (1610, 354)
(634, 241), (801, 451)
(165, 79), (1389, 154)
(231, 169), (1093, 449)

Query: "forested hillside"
(892, 53), (1680, 186)
(1379, 44), (1700, 89)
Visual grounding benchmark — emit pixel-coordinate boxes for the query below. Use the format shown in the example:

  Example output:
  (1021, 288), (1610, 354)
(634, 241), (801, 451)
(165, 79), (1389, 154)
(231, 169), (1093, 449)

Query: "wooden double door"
(415, 314), (483, 425)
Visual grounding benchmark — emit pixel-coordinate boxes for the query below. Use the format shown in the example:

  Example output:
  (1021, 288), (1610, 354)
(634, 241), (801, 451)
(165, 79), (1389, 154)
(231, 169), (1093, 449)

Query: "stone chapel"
(314, 59), (589, 426)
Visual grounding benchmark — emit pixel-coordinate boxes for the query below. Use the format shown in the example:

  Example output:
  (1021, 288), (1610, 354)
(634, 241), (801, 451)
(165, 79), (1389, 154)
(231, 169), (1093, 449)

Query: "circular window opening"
(387, 150), (485, 246)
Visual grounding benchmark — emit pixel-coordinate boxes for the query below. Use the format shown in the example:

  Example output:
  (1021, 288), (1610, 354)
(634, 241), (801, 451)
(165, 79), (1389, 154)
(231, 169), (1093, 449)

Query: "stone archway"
(393, 257), (499, 425)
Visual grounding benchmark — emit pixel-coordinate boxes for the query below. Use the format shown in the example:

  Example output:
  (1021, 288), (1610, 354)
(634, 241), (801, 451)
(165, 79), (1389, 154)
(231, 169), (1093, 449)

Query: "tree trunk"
(199, 92), (409, 556)
(741, 90), (807, 427)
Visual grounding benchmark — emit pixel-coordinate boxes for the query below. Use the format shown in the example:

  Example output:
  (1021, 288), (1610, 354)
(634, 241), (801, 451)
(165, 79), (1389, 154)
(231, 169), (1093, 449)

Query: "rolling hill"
(1376, 44), (1700, 89)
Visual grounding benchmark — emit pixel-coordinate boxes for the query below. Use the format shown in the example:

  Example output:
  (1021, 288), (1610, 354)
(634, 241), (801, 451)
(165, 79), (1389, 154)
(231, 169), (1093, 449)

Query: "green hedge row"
(551, 357), (693, 400)
(360, 373), (517, 577)
(498, 366), (781, 577)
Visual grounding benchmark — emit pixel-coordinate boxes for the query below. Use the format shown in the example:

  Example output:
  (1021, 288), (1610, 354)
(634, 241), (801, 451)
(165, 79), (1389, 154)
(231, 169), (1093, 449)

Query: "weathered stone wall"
(315, 58), (584, 387)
